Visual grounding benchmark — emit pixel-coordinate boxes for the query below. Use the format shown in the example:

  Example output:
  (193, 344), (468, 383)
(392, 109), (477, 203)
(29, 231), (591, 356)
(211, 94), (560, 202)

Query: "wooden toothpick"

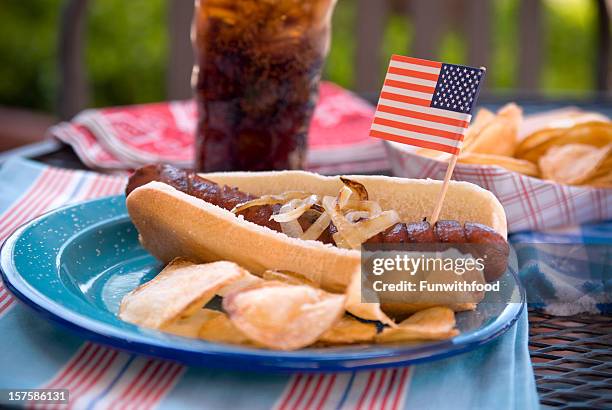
(429, 154), (458, 224)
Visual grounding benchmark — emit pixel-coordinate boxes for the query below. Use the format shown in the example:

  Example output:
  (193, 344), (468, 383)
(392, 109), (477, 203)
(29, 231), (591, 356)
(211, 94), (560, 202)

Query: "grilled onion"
(300, 212), (331, 241)
(339, 177), (368, 201)
(230, 177), (400, 247)
(322, 195), (360, 248)
(345, 211), (371, 223)
(280, 220), (304, 238)
(336, 186), (354, 209)
(271, 195), (319, 223)
(331, 211), (400, 249)
(336, 178), (379, 213)
(323, 183), (401, 249)
(230, 192), (314, 214)
(346, 200), (382, 215)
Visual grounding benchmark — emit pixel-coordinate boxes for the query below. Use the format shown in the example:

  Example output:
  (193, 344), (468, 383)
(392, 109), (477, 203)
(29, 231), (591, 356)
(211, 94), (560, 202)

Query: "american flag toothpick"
(370, 54), (486, 223)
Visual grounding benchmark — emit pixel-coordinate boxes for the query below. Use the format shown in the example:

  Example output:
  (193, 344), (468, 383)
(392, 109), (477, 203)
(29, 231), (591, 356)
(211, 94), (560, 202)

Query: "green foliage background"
(0, 0), (600, 114)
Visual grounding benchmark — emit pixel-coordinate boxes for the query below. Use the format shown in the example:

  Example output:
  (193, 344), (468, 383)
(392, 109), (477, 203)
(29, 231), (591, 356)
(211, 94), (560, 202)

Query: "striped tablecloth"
(0, 158), (538, 410)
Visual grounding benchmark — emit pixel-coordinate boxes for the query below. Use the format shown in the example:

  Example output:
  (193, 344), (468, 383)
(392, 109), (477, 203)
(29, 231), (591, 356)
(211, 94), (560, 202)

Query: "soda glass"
(192, 0), (337, 171)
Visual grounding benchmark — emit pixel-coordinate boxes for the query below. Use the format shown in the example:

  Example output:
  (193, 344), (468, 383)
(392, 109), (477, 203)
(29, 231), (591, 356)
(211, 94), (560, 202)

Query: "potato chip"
(382, 302), (476, 320)
(463, 103), (522, 157)
(262, 270), (320, 288)
(376, 307), (458, 343)
(587, 173), (612, 188)
(217, 271), (263, 297)
(223, 281), (345, 350)
(345, 269), (396, 327)
(539, 112), (609, 130)
(161, 308), (220, 338)
(520, 111), (610, 142)
(458, 153), (539, 177)
(119, 258), (246, 328)
(585, 154), (612, 187)
(317, 316), (378, 345)
(461, 108), (496, 152)
(198, 310), (252, 345)
(516, 121), (612, 163)
(539, 143), (612, 185)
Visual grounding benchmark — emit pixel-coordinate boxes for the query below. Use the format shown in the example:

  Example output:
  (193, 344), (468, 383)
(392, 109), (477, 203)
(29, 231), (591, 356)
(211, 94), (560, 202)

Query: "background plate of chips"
(386, 106), (612, 232)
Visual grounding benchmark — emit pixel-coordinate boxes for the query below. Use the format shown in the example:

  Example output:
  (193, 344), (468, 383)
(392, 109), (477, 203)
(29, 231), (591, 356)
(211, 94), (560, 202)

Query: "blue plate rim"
(0, 196), (526, 372)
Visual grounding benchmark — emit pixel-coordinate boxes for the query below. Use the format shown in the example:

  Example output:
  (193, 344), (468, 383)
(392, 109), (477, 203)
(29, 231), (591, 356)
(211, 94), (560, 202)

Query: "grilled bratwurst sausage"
(127, 164), (509, 281)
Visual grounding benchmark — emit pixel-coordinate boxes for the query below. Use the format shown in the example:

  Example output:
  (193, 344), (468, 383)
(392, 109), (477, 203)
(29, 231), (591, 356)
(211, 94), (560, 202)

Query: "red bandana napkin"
(49, 82), (389, 174)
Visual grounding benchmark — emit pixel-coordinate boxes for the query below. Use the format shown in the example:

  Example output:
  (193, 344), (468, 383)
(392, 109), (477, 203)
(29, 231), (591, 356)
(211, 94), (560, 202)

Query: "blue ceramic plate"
(0, 196), (524, 372)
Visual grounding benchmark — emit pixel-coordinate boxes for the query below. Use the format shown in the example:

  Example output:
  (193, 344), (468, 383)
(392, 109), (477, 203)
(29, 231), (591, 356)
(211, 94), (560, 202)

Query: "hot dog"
(126, 164), (509, 282)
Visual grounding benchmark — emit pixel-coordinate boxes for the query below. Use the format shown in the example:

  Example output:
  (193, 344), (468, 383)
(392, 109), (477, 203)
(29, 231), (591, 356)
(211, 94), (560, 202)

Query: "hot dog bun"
(201, 171), (507, 238)
(127, 171), (507, 297)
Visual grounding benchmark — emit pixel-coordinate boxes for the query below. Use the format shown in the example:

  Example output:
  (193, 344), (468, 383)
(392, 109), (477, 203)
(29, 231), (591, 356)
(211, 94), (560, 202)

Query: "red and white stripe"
(274, 368), (412, 410)
(93, 357), (184, 410)
(26, 171), (187, 410)
(19, 168), (184, 410)
(71, 172), (126, 203)
(0, 168), (82, 315)
(0, 282), (13, 316)
(31, 343), (121, 410)
(370, 55), (471, 155)
(51, 123), (125, 170)
(1, 166), (185, 409)
(6, 171), (123, 410)
(347, 369), (411, 410)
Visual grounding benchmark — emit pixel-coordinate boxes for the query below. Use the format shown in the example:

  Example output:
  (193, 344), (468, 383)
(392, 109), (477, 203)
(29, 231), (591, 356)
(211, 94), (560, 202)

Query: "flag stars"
(430, 63), (483, 113)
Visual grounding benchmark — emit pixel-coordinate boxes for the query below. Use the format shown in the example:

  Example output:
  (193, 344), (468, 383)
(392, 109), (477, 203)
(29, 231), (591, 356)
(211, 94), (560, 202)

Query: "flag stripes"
(374, 110), (467, 134)
(387, 67), (438, 82)
(372, 116), (465, 140)
(390, 54), (442, 69)
(379, 91), (430, 107)
(377, 98), (471, 121)
(384, 79), (436, 94)
(375, 104), (469, 128)
(381, 85), (433, 101)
